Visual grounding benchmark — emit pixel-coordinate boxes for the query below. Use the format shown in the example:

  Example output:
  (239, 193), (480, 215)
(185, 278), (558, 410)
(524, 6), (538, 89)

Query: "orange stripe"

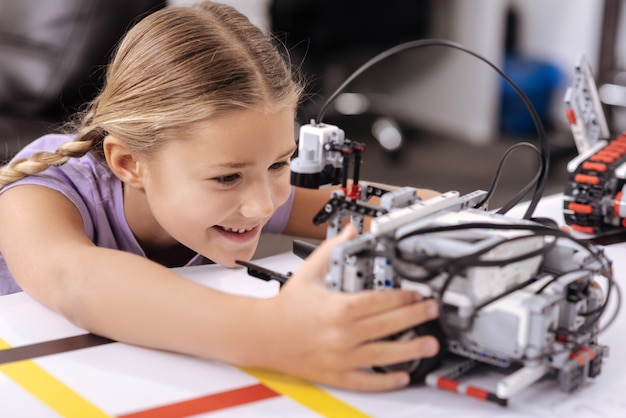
(568, 202), (594, 214)
(590, 154), (615, 163)
(578, 346), (596, 361)
(117, 384), (279, 418)
(574, 174), (600, 185)
(605, 144), (626, 153)
(437, 377), (459, 392)
(597, 149), (621, 158)
(569, 352), (586, 366)
(581, 161), (607, 172)
(466, 385), (489, 400)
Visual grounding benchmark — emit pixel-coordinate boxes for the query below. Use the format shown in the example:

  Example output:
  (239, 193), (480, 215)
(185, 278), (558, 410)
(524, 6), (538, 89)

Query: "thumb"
(297, 224), (357, 283)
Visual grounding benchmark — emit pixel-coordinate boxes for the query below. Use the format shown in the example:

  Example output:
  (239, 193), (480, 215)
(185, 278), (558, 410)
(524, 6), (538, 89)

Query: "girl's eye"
(269, 161), (290, 171)
(214, 173), (240, 184)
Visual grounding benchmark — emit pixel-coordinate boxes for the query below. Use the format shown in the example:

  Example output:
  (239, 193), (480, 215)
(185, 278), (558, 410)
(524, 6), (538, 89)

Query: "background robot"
(563, 55), (626, 236)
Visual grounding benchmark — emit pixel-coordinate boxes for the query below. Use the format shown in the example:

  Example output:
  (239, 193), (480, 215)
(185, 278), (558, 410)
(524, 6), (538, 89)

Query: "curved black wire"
(474, 142), (542, 211)
(315, 38), (549, 219)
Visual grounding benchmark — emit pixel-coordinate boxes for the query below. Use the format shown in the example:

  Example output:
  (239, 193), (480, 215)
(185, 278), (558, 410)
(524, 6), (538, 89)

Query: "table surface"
(1, 194), (624, 418)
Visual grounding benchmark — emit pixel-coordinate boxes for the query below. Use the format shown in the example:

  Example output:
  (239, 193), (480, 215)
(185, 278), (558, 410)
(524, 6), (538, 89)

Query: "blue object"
(499, 54), (562, 136)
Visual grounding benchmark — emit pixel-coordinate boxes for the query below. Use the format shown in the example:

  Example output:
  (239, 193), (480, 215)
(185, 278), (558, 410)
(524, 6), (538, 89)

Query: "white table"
(0, 194), (624, 417)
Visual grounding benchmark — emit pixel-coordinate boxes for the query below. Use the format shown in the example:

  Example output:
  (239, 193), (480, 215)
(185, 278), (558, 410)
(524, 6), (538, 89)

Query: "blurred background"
(1, 0), (625, 257)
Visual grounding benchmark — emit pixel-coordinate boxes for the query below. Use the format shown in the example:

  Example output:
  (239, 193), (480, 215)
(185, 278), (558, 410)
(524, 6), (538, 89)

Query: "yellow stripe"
(0, 338), (111, 417)
(0, 336), (367, 417)
(240, 366), (370, 418)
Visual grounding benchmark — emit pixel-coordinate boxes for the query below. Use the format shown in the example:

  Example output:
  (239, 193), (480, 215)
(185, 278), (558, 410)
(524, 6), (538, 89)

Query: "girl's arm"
(0, 185), (439, 391)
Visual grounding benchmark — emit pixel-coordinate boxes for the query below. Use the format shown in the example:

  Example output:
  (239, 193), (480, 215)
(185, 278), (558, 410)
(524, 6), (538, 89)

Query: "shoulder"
(2, 134), (128, 245)
(2, 132), (119, 226)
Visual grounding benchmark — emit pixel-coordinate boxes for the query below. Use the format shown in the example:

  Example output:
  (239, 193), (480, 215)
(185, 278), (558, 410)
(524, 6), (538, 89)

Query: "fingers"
(349, 335), (440, 370)
(335, 289), (426, 321)
(330, 369), (412, 392)
(319, 335), (439, 391)
(349, 297), (439, 342)
(296, 224), (357, 283)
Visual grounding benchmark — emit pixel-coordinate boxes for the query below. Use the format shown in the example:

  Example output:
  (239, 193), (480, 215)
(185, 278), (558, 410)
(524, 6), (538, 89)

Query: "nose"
(239, 179), (276, 219)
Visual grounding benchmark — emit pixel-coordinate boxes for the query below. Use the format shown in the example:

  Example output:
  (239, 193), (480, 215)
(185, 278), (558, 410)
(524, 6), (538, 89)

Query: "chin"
(214, 249), (256, 268)
(223, 259), (245, 268)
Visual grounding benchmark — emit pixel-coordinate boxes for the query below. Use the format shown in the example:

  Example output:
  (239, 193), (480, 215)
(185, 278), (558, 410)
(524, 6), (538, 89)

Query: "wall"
(392, 0), (605, 142)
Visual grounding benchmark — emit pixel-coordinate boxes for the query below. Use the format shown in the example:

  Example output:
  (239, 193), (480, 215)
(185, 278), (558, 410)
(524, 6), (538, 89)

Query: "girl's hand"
(257, 225), (440, 391)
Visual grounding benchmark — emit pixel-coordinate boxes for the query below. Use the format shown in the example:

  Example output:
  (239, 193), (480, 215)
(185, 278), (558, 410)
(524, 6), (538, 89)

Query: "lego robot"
(563, 54), (626, 235)
(237, 120), (616, 406)
(238, 43), (619, 406)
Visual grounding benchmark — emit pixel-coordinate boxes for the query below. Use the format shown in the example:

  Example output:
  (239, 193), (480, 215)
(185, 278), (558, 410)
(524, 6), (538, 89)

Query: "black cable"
(394, 232), (556, 276)
(315, 38), (549, 219)
(396, 220), (569, 241)
(474, 142), (542, 210)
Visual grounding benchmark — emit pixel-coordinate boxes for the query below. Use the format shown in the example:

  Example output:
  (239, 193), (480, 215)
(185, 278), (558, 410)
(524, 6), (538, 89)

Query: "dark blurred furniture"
(269, 0), (511, 150)
(0, 0), (165, 159)
(270, 0), (433, 122)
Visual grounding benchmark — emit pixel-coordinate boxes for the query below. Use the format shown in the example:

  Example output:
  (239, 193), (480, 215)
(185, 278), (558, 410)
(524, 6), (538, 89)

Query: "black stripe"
(0, 334), (114, 365)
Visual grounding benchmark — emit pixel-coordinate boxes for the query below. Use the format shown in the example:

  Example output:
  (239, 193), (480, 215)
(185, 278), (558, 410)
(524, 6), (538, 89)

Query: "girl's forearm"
(53, 246), (273, 366)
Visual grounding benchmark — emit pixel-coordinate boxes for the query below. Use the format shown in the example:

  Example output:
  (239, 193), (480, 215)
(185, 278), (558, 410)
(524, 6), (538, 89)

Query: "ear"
(103, 135), (145, 189)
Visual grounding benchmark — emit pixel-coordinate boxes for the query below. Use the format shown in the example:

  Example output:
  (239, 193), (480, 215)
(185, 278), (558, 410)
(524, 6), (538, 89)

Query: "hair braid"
(0, 127), (104, 188)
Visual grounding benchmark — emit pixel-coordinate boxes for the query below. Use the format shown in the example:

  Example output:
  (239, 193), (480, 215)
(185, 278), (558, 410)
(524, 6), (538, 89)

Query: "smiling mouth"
(217, 226), (256, 234)
(213, 225), (260, 244)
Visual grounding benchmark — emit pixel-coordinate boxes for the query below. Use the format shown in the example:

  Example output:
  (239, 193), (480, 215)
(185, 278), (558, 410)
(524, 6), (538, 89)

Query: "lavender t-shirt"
(0, 134), (295, 294)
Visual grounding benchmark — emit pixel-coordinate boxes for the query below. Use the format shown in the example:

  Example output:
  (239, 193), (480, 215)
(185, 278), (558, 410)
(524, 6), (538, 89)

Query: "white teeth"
(222, 227), (251, 233)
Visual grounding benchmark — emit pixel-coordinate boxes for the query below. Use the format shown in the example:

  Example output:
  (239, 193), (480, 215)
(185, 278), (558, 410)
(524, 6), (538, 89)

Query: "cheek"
(177, 191), (237, 225)
(147, 180), (233, 229)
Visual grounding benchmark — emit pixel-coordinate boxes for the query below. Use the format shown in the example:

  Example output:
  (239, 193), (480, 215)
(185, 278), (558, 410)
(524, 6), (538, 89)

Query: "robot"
(238, 120), (616, 406)
(237, 41), (620, 405)
(563, 55), (626, 235)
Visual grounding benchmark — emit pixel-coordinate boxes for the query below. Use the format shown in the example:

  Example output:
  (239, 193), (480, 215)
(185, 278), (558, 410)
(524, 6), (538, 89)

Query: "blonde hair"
(0, 1), (303, 187)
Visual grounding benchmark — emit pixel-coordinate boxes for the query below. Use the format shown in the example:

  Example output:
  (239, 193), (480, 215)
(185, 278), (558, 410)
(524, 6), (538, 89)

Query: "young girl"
(0, 1), (439, 391)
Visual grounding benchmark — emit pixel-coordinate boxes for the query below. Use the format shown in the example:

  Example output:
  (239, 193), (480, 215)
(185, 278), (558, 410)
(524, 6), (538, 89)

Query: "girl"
(0, 1), (439, 391)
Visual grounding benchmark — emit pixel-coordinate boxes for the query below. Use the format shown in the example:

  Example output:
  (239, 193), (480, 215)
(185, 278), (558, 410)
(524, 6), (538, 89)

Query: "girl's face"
(136, 107), (297, 267)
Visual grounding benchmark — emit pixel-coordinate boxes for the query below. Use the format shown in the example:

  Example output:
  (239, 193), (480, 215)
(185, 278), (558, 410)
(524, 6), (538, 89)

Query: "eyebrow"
(213, 145), (297, 170)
